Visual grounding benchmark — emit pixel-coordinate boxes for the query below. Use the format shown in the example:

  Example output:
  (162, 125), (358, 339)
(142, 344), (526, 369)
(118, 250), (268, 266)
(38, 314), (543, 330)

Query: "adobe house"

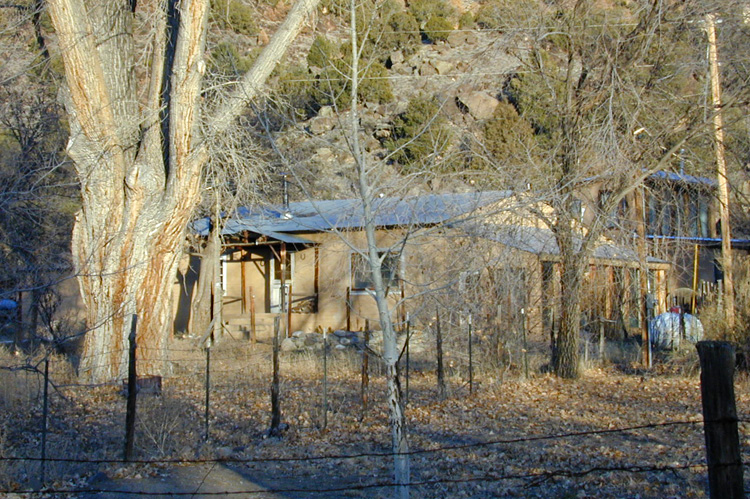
(578, 170), (750, 313)
(182, 191), (513, 339)
(177, 190), (671, 342)
(456, 223), (670, 342)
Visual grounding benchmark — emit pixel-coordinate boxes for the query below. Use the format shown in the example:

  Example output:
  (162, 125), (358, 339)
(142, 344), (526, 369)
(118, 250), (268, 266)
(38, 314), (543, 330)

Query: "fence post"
(522, 308), (529, 379)
(40, 357), (49, 485)
(435, 308), (446, 401)
(204, 346), (211, 441)
(270, 316), (282, 436)
(360, 320), (370, 421)
(468, 314), (473, 395)
(249, 286), (256, 344)
(124, 314), (138, 461)
(405, 314), (410, 407)
(346, 287), (351, 332)
(322, 328), (328, 430)
(696, 341), (744, 499)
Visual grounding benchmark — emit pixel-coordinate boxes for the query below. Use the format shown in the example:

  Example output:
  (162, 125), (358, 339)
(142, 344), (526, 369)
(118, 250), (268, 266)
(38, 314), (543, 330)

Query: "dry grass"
(0, 337), (744, 497)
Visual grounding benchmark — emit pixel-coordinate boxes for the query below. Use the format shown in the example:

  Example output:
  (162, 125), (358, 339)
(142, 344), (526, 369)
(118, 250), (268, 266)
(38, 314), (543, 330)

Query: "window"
(273, 253), (293, 282)
(351, 251), (401, 291)
(598, 190), (629, 229)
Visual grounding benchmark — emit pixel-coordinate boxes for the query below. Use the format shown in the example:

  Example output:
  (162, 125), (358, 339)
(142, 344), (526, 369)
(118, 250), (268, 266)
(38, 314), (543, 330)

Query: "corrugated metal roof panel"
(649, 170), (716, 187)
(203, 191), (513, 236)
(477, 224), (667, 263)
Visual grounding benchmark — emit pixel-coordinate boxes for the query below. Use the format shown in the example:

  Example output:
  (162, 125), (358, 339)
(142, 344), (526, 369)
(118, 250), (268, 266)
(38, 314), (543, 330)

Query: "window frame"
(350, 250), (402, 293)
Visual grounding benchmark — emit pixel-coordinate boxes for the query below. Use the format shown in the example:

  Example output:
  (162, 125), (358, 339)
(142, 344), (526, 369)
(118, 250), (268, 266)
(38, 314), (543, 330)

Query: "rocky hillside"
(207, 0), (532, 201)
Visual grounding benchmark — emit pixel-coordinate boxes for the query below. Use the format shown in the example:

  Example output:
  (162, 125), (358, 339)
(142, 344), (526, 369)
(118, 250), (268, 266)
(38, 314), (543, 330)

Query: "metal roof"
(195, 191), (513, 237)
(647, 234), (750, 249)
(477, 224), (666, 263)
(648, 170), (716, 187)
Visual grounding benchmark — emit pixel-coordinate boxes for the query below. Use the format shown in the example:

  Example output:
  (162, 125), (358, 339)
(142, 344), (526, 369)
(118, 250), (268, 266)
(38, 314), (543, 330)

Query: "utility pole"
(706, 13), (736, 331)
(634, 186), (651, 368)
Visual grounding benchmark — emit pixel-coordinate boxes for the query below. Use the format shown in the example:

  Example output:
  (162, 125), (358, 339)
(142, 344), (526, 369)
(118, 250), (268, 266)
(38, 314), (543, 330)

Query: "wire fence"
(0, 333), (746, 497)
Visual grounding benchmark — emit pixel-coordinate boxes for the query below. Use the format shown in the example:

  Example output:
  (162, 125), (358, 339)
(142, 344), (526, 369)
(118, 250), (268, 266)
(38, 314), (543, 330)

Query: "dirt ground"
(0, 337), (748, 498)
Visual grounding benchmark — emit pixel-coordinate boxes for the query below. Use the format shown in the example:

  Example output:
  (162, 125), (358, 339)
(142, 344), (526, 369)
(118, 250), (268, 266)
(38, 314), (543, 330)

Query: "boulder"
(419, 61), (438, 76)
(308, 117), (335, 135)
(457, 91), (499, 120)
(389, 50), (405, 65)
(280, 338), (298, 352)
(433, 60), (454, 75)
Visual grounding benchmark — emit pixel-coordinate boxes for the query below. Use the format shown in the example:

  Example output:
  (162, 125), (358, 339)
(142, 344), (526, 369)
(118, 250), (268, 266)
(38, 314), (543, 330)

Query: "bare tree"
(0, 5), (74, 348)
(47, 0), (320, 381)
(344, 2), (411, 494)
(476, 0), (728, 378)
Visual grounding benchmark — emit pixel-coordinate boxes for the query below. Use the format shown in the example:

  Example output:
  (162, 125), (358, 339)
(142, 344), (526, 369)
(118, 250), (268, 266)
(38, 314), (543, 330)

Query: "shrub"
(458, 11), (475, 29)
(408, 0), (455, 25)
(208, 42), (253, 77)
(481, 102), (535, 162)
(382, 11), (421, 56)
(272, 63), (316, 119)
(307, 35), (339, 70)
(475, 0), (505, 30)
(423, 15), (454, 43)
(386, 94), (452, 172)
(311, 39), (393, 109)
(211, 0), (258, 36)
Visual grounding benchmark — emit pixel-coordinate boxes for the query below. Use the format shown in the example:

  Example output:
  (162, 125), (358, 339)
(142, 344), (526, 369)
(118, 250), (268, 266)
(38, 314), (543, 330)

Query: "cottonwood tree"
(478, 0), (726, 378)
(47, 0), (320, 381)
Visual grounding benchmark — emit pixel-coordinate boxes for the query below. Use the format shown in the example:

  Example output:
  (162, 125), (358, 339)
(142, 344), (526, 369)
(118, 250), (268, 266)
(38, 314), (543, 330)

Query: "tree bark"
(48, 0), (320, 381)
(554, 232), (584, 379)
(348, 2), (409, 495)
(435, 309), (446, 400)
(191, 221), (219, 338)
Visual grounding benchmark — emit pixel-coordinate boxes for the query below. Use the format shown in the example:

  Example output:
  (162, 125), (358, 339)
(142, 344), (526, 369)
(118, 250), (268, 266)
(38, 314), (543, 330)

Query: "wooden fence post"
(204, 346), (211, 441)
(697, 341), (744, 499)
(468, 314), (473, 395)
(40, 358), (49, 485)
(322, 328), (328, 430)
(346, 287), (351, 332)
(249, 286), (256, 344)
(405, 314), (410, 407)
(435, 308), (446, 401)
(269, 316), (282, 436)
(360, 320), (370, 421)
(124, 315), (138, 461)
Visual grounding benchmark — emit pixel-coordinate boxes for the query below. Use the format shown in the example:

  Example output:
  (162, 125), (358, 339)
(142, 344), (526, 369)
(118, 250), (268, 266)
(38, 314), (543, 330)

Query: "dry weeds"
(0, 338), (747, 498)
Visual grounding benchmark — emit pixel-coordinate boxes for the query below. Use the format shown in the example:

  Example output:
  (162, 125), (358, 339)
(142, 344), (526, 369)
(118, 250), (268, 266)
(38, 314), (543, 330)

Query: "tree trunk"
(48, 0), (320, 382)
(554, 227), (584, 379)
(347, 1), (409, 494)
(435, 309), (446, 400)
(190, 221), (219, 338)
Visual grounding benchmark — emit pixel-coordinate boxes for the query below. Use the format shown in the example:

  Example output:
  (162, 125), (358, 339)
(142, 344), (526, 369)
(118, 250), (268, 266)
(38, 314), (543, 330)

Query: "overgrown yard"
(0, 338), (748, 498)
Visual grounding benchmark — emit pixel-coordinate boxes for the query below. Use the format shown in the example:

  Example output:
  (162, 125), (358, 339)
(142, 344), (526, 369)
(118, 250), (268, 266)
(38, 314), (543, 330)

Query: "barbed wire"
(0, 461), (710, 496)
(0, 419), (712, 465)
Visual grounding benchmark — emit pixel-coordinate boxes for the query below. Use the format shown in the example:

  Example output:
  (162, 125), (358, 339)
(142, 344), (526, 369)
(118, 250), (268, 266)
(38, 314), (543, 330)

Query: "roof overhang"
(223, 228), (315, 248)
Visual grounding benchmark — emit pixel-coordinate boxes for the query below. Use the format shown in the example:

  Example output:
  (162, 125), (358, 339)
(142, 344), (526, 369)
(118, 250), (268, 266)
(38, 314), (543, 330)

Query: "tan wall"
(221, 229), (408, 333)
